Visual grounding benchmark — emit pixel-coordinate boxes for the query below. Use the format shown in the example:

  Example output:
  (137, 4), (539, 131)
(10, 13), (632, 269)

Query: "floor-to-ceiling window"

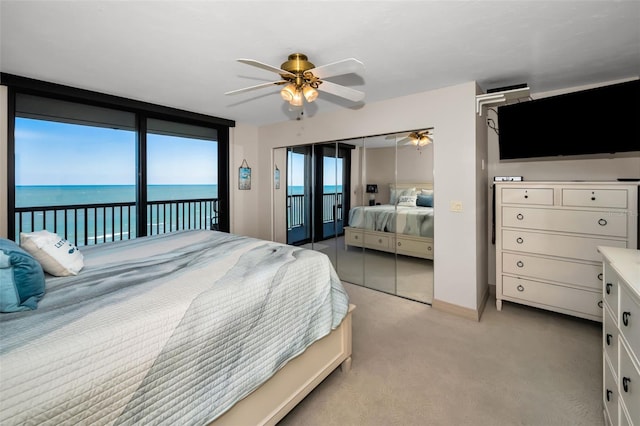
(146, 118), (220, 235)
(4, 74), (232, 244)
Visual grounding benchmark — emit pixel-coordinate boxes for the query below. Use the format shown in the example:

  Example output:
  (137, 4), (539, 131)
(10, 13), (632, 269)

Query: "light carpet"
(278, 283), (602, 426)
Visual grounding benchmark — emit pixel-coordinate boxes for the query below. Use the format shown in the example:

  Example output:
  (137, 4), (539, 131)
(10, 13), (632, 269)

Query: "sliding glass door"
(286, 146), (312, 245)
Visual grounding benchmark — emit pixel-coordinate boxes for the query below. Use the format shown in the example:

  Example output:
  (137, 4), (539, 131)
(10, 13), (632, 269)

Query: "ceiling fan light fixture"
(280, 83), (296, 102)
(290, 89), (303, 107)
(302, 85), (318, 102)
(419, 135), (431, 146)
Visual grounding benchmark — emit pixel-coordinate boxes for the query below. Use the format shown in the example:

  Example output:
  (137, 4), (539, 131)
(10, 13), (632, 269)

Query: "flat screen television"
(497, 79), (639, 160)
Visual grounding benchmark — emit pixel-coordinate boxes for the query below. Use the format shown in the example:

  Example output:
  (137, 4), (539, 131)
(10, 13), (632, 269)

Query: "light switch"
(450, 201), (463, 212)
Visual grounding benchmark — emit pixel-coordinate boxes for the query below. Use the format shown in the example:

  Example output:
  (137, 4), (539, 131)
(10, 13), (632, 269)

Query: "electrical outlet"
(450, 201), (463, 212)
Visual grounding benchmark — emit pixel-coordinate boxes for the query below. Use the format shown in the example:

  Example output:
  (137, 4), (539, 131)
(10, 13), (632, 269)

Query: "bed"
(344, 183), (434, 259)
(0, 229), (353, 426)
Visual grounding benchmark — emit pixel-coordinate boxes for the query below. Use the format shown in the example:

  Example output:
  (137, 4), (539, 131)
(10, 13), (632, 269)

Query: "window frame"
(2, 72), (233, 240)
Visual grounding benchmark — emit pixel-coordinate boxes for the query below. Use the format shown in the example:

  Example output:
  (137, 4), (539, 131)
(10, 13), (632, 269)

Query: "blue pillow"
(417, 193), (433, 207)
(0, 238), (46, 312)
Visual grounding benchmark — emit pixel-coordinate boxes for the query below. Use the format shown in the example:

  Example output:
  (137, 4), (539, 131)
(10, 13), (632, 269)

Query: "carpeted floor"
(278, 282), (603, 426)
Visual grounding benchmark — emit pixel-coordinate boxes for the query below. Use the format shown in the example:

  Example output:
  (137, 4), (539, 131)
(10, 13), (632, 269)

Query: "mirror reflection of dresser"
(272, 129), (435, 304)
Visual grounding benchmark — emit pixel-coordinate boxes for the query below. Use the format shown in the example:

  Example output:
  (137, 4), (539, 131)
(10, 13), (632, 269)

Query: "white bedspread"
(348, 204), (434, 238)
(0, 230), (349, 425)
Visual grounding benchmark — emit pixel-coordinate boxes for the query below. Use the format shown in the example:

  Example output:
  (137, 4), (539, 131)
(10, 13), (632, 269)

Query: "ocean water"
(15, 185), (218, 207)
(288, 185), (342, 195)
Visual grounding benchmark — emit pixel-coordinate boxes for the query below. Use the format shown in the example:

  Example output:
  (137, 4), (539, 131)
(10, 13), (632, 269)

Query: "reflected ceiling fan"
(398, 129), (433, 147)
(225, 53), (365, 107)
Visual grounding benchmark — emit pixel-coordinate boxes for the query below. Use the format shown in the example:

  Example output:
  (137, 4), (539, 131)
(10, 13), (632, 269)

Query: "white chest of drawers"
(495, 181), (638, 321)
(599, 246), (640, 426)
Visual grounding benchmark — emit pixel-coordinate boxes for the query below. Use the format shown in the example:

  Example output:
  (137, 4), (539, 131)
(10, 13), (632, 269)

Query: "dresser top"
(598, 246), (640, 298)
(495, 181), (639, 186)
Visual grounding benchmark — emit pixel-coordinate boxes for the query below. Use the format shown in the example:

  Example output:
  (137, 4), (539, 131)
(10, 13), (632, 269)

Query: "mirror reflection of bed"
(272, 129), (434, 305)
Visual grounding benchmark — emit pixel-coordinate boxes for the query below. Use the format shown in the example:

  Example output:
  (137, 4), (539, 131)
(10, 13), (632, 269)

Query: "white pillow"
(20, 230), (84, 276)
(420, 189), (434, 196)
(390, 187), (416, 205)
(397, 194), (417, 207)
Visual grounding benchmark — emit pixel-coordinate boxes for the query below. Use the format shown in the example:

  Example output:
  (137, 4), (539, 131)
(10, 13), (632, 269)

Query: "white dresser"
(495, 181), (638, 321)
(599, 246), (640, 426)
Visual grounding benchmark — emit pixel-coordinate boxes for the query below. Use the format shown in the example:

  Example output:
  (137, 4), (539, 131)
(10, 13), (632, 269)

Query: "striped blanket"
(348, 204), (434, 238)
(0, 230), (349, 425)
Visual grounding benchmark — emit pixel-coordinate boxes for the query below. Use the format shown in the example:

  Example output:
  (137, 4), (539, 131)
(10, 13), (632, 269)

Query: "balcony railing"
(14, 198), (218, 246)
(287, 192), (342, 230)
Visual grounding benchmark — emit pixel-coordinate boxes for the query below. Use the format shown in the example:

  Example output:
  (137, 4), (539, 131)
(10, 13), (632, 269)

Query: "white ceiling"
(1, 1), (638, 127)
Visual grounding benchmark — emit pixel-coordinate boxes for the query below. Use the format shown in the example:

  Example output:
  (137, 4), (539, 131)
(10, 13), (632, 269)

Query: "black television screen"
(498, 79), (640, 160)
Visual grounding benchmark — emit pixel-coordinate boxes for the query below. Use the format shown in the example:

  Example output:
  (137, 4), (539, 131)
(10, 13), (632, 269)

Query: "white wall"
(485, 78), (640, 287)
(229, 122), (261, 238)
(245, 82), (486, 315)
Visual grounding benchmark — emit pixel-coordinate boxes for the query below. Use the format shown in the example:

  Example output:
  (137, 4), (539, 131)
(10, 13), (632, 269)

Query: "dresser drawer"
(345, 228), (364, 246)
(502, 276), (602, 317)
(502, 207), (628, 237)
(619, 340), (640, 424)
(604, 356), (619, 426)
(395, 237), (433, 257)
(603, 262), (620, 317)
(502, 229), (627, 262)
(619, 284), (640, 358)
(604, 306), (619, 373)
(364, 233), (390, 249)
(562, 189), (628, 209)
(502, 252), (602, 290)
(501, 188), (554, 205)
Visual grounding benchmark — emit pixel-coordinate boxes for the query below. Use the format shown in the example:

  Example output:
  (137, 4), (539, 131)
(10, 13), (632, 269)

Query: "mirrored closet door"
(272, 129), (434, 304)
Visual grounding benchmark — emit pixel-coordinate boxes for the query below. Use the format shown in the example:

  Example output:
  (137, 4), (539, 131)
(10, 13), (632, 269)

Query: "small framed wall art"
(274, 165), (280, 190)
(239, 159), (251, 190)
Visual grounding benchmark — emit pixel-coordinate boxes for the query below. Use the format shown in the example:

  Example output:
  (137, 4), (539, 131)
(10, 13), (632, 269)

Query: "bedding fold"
(0, 230), (349, 425)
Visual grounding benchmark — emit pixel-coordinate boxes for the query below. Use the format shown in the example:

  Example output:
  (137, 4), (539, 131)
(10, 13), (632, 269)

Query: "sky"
(287, 151), (343, 188)
(15, 117), (343, 190)
(14, 118), (218, 186)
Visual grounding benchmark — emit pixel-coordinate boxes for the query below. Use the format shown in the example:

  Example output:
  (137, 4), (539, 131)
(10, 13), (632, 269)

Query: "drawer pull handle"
(524, 195), (528, 199)
(606, 333), (612, 346)
(397, 242), (402, 247)
(516, 213), (524, 220)
(428, 246), (432, 251)
(622, 377), (631, 393)
(597, 273), (603, 281)
(598, 218), (607, 226)
(606, 283), (612, 294)
(622, 311), (631, 326)
(354, 235), (358, 240)
(378, 239), (382, 244)
(606, 389), (612, 402)
(516, 237), (524, 244)
(517, 285), (524, 292)
(598, 300), (603, 309)
(591, 196), (596, 201)
(516, 261), (524, 268)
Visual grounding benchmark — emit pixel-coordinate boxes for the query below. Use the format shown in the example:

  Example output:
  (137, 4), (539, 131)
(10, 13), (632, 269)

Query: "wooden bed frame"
(345, 183), (434, 260)
(212, 304), (355, 426)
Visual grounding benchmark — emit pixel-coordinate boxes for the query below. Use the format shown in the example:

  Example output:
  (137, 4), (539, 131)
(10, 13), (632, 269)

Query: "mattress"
(348, 204), (434, 238)
(0, 230), (349, 425)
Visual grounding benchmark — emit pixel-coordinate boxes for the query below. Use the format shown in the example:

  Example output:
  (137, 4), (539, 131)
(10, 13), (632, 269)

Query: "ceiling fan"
(398, 129), (434, 147)
(225, 53), (365, 107)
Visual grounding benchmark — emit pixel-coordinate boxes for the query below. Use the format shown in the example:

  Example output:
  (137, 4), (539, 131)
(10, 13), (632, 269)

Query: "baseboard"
(432, 298), (482, 321)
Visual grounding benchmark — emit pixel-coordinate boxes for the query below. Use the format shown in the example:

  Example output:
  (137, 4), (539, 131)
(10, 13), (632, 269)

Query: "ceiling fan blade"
(309, 58), (365, 79)
(237, 59), (295, 77)
(225, 81), (283, 95)
(317, 80), (365, 102)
